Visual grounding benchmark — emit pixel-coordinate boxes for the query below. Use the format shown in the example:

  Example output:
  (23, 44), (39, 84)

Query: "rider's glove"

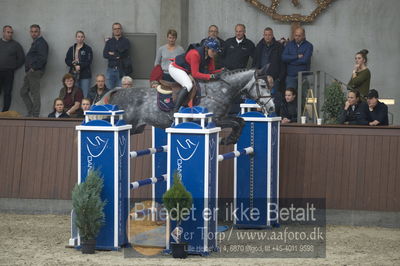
(210, 73), (221, 80)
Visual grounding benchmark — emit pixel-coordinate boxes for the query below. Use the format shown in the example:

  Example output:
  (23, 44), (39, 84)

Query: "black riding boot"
(174, 88), (189, 112)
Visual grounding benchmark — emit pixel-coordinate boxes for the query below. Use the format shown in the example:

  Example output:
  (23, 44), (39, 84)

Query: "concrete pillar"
(159, 0), (189, 49)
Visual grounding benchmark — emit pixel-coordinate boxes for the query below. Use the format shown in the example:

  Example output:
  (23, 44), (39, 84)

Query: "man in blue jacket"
(20, 24), (48, 117)
(282, 27), (313, 90)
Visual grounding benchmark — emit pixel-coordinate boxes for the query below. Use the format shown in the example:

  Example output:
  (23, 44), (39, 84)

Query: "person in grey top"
(20, 24), (48, 117)
(0, 25), (25, 112)
(154, 29), (184, 81)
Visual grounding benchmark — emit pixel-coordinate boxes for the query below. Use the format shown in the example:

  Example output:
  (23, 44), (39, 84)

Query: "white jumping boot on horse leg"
(174, 87), (189, 112)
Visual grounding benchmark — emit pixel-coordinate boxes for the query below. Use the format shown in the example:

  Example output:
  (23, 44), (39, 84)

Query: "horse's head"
(242, 70), (275, 114)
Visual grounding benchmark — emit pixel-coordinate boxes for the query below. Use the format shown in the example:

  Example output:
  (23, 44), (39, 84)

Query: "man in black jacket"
(200, 25), (225, 69)
(221, 24), (255, 70)
(221, 24), (255, 114)
(103, 22), (132, 89)
(253, 27), (286, 114)
(366, 89), (389, 126)
(20, 24), (48, 117)
(0, 25), (25, 112)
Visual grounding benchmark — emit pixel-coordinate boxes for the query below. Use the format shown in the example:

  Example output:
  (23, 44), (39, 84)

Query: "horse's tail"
(95, 88), (124, 105)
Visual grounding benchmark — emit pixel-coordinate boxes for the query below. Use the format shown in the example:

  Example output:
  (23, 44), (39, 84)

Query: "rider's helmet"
(203, 37), (221, 52)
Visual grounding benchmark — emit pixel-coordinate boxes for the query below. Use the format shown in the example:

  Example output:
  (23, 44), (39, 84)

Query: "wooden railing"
(0, 118), (399, 212)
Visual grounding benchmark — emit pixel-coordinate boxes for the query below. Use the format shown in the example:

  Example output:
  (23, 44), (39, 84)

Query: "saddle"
(157, 76), (199, 106)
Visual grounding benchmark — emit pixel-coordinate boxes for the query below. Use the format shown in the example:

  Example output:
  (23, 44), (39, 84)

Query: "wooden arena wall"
(0, 118), (399, 212)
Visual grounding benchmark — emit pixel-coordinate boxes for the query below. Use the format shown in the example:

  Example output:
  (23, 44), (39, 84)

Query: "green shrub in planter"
(163, 171), (193, 258)
(322, 81), (346, 124)
(163, 171), (193, 234)
(72, 170), (106, 253)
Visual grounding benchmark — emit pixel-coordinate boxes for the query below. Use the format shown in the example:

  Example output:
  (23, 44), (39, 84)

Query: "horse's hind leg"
(215, 116), (245, 145)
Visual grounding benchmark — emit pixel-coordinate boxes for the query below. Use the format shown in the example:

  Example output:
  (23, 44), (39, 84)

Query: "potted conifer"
(163, 171), (193, 259)
(321, 81), (346, 124)
(72, 170), (106, 254)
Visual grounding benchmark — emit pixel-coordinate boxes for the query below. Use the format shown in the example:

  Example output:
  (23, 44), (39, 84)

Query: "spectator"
(103, 22), (132, 89)
(87, 74), (109, 104)
(169, 37), (222, 112)
(221, 24), (255, 114)
(253, 27), (286, 109)
(200, 25), (225, 68)
(338, 89), (369, 125)
(20, 24), (48, 117)
(282, 27), (313, 90)
(149, 64), (163, 88)
(121, 76), (133, 89)
(0, 25), (25, 112)
(48, 98), (69, 118)
(348, 49), (370, 98)
(81, 98), (91, 111)
(58, 73), (83, 117)
(154, 29), (184, 81)
(279, 88), (298, 124)
(221, 24), (255, 70)
(76, 98), (91, 118)
(65, 30), (93, 97)
(366, 89), (388, 126)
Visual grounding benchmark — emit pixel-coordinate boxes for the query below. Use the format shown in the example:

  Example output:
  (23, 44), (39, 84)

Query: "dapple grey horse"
(98, 68), (274, 145)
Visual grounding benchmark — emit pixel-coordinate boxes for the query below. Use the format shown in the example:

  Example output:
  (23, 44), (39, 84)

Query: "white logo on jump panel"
(86, 136), (109, 158)
(176, 139), (199, 161)
(119, 135), (126, 157)
(209, 138), (216, 161)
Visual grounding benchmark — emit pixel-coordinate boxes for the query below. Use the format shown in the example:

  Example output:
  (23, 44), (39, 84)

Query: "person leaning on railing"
(366, 89), (389, 126)
(280, 88), (298, 124)
(339, 89), (369, 125)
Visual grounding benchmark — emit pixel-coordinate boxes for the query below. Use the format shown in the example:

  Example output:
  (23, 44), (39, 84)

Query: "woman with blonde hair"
(154, 29), (184, 81)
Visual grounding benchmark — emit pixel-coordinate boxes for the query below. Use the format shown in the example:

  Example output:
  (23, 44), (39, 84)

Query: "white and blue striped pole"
(218, 147), (254, 162)
(130, 174), (168, 190)
(129, 145), (167, 158)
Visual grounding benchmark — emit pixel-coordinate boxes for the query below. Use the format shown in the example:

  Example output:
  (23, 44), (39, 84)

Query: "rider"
(169, 37), (222, 112)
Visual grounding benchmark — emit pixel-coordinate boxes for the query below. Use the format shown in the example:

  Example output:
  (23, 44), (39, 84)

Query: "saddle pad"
(157, 91), (174, 112)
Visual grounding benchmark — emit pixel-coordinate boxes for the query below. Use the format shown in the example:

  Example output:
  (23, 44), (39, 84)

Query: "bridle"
(199, 70), (274, 114)
(242, 72), (274, 113)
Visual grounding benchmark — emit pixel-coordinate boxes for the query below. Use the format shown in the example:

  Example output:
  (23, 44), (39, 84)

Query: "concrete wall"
(1, 0), (399, 123)
(0, 0), (162, 116)
(188, 0), (400, 124)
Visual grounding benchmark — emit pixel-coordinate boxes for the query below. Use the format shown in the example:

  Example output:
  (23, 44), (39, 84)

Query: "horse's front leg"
(215, 116), (245, 145)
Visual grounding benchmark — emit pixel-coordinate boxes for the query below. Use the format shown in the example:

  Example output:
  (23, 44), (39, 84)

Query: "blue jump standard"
(71, 104), (281, 254)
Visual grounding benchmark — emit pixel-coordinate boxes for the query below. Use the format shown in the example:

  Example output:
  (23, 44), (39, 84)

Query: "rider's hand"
(210, 73), (221, 80)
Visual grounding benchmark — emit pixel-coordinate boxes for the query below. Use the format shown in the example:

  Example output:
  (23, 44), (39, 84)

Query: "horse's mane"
(220, 68), (254, 79)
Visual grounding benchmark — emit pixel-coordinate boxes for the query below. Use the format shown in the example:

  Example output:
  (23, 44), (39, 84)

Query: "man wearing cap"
(366, 89), (388, 126)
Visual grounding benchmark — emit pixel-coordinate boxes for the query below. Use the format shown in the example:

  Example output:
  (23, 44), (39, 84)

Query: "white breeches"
(168, 64), (193, 92)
